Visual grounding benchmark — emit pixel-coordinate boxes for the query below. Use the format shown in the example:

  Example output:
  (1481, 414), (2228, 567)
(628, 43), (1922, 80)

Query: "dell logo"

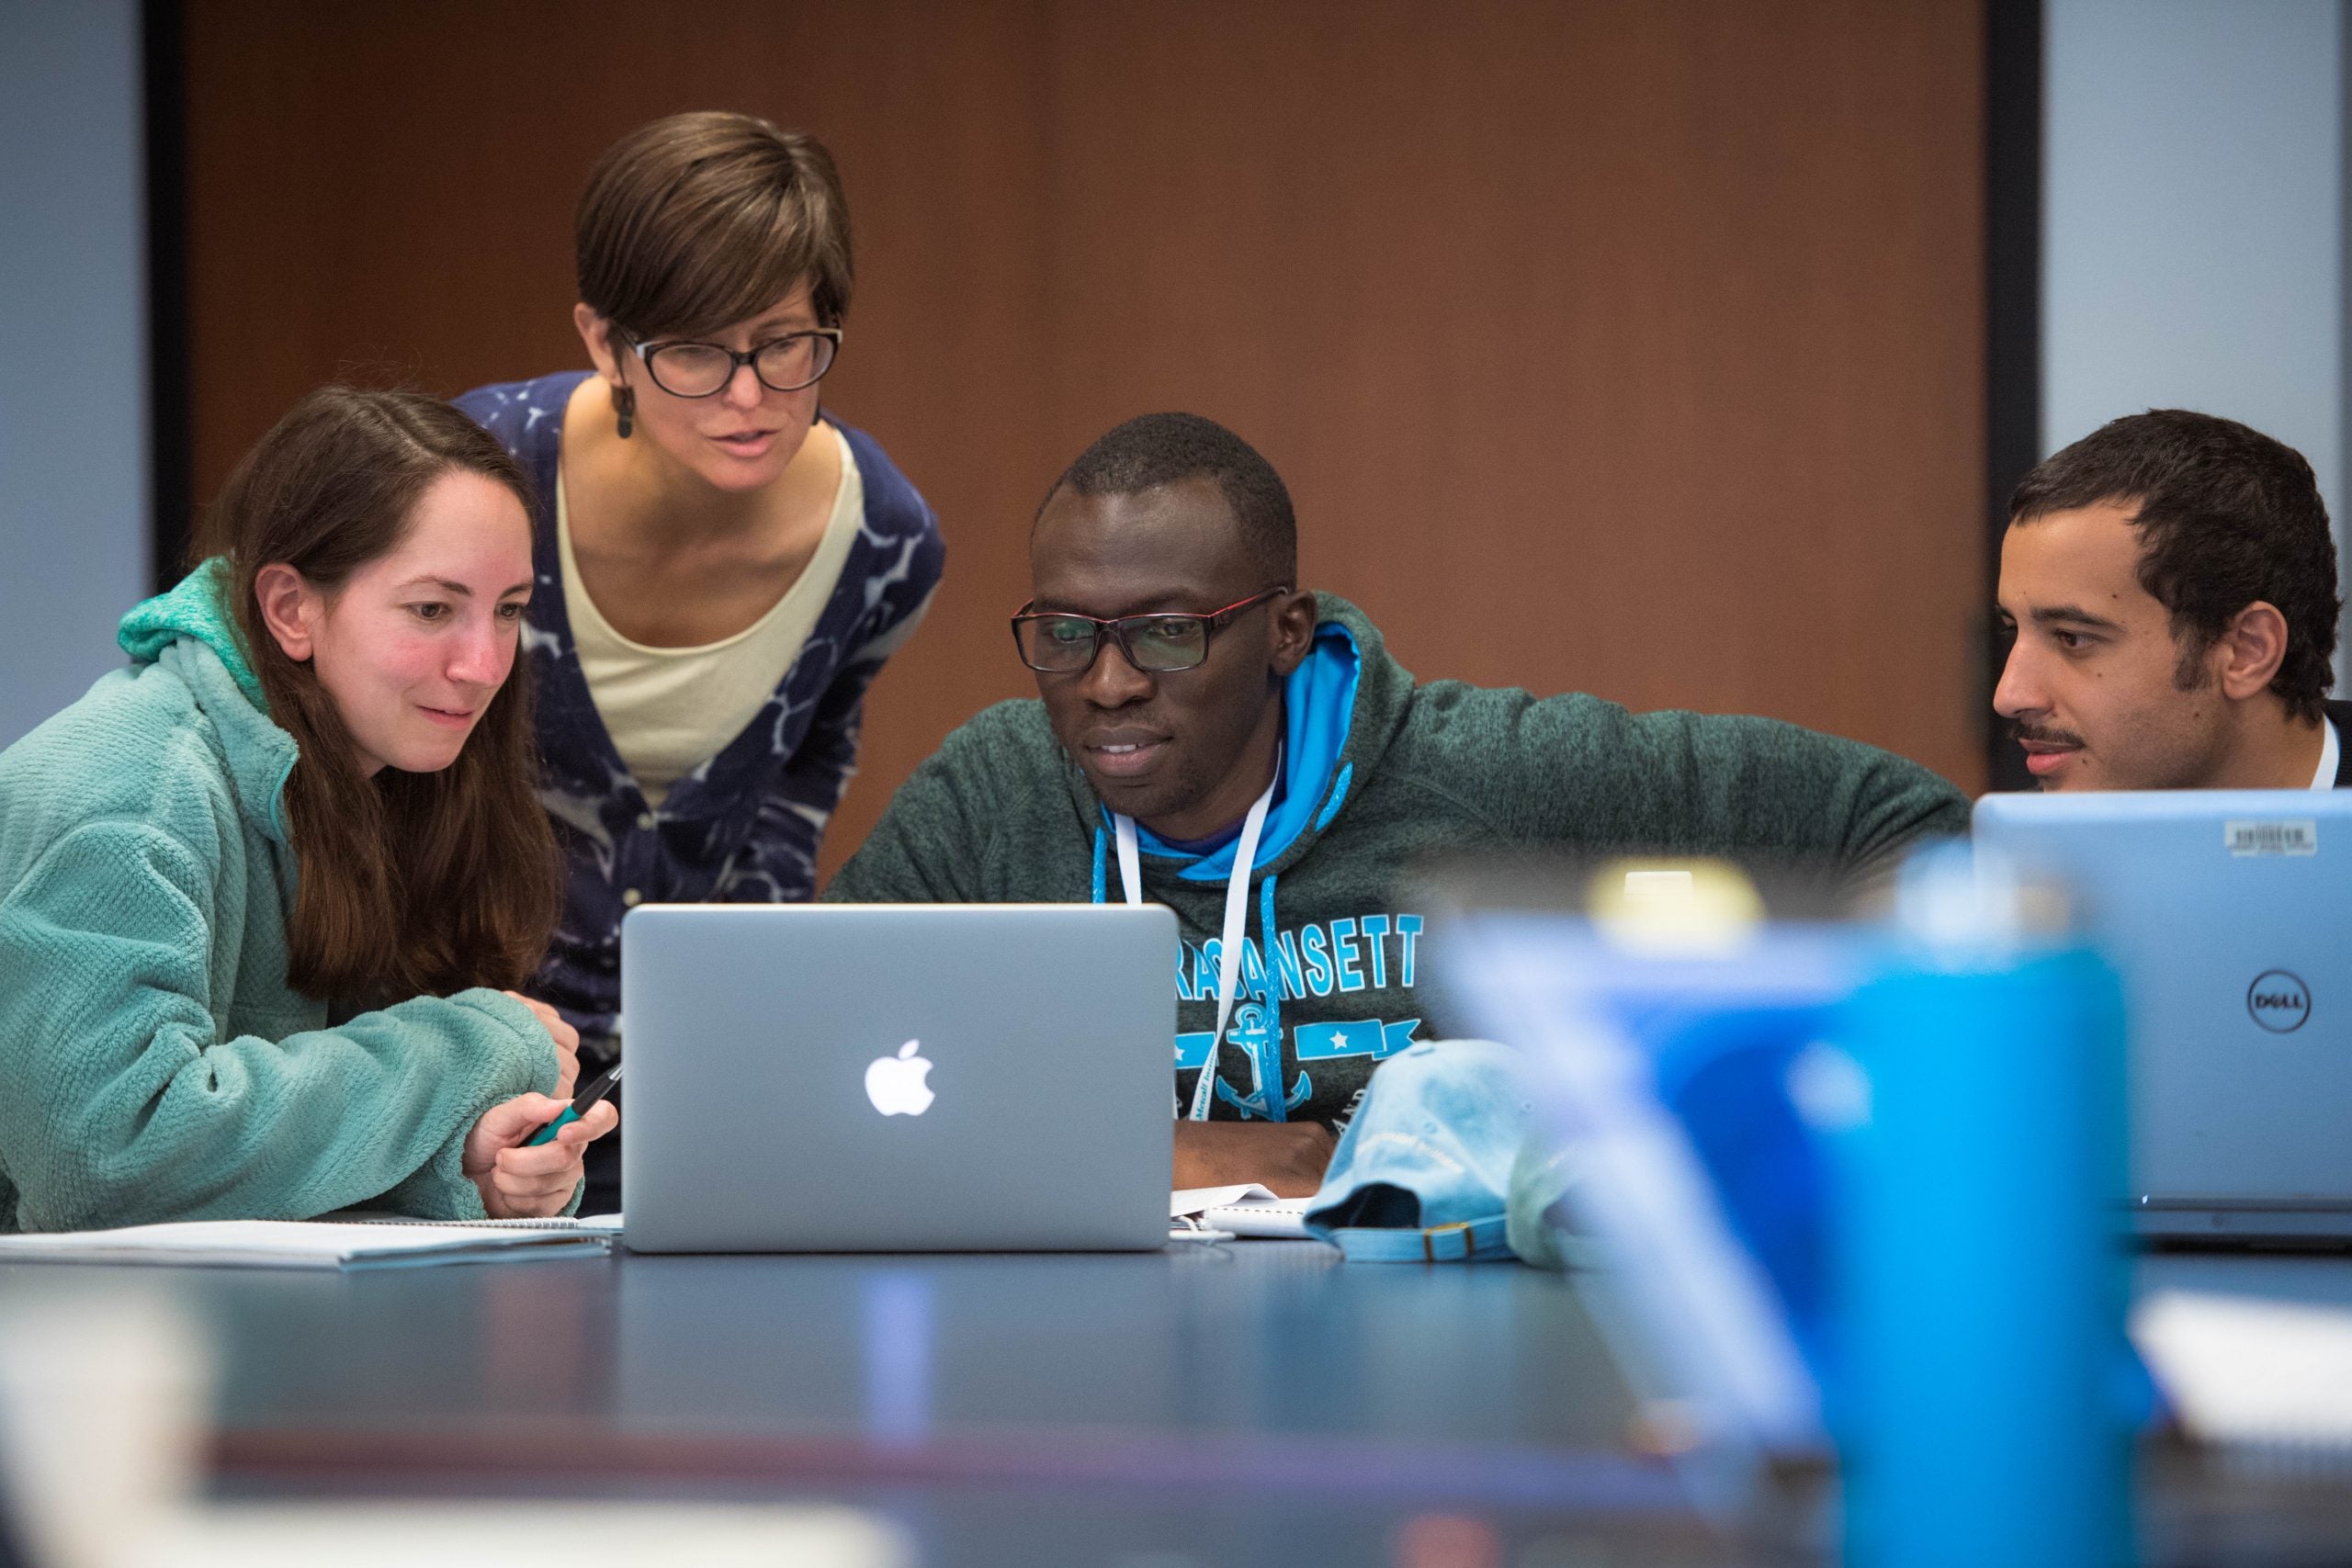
(2247, 971), (2312, 1033)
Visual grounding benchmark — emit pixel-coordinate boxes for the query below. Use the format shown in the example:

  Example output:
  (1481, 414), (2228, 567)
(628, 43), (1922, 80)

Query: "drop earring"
(614, 384), (636, 440)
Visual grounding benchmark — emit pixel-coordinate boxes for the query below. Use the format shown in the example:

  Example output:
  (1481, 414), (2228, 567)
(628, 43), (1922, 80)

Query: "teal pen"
(522, 1062), (622, 1148)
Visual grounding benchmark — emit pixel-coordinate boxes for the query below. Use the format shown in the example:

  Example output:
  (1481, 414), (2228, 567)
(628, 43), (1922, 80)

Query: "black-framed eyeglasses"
(1010, 587), (1290, 674)
(618, 328), (843, 398)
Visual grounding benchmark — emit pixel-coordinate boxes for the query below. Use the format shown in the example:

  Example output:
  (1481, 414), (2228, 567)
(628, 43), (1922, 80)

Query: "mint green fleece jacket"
(827, 593), (1969, 1128)
(0, 562), (563, 1232)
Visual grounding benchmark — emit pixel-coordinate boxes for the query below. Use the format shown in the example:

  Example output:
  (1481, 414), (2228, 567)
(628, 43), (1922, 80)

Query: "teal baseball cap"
(1302, 1037), (1534, 1262)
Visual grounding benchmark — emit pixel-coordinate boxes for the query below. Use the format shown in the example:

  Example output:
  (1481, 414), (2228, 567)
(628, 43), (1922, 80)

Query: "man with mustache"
(1996, 410), (2350, 792)
(827, 413), (1967, 1194)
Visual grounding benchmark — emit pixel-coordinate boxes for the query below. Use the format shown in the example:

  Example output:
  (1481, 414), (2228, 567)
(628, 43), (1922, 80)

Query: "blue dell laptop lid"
(1973, 790), (2352, 1234)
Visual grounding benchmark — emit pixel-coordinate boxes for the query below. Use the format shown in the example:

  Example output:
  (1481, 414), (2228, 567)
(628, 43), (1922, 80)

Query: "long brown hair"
(192, 387), (560, 1003)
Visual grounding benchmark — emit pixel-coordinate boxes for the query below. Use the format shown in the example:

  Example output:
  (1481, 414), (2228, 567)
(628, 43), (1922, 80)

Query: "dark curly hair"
(2010, 409), (2340, 722)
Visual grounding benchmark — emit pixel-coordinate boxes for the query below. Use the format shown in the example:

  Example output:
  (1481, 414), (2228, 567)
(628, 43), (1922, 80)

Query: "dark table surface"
(0, 1240), (1728, 1568)
(4, 1240), (2351, 1567)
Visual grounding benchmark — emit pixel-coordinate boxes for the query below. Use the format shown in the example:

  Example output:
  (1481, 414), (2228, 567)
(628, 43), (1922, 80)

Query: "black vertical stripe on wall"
(1984, 0), (2042, 793)
(142, 0), (190, 592)
(2341, 0), (2352, 690)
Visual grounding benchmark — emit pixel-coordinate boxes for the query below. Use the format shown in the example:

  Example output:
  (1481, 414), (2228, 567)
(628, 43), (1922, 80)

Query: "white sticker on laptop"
(2225, 818), (2318, 857)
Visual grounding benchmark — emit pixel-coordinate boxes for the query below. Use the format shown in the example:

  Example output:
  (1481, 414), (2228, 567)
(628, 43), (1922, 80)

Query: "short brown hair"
(2010, 410), (2341, 723)
(194, 388), (560, 1004)
(575, 111), (854, 337)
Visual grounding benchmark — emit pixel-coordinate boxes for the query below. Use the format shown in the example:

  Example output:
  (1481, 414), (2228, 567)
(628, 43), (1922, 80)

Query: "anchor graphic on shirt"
(1212, 1000), (1311, 1120)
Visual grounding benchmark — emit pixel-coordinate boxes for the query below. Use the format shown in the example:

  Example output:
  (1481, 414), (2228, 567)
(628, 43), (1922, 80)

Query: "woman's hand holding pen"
(465, 1092), (616, 1217)
(458, 993), (616, 1218)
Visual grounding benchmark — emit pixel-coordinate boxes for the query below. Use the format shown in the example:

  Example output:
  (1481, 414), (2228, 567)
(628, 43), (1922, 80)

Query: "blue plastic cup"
(1824, 943), (2132, 1568)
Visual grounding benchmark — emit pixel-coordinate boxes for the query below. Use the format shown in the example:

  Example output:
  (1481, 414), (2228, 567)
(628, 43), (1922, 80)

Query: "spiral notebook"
(0, 1215), (617, 1270)
(1170, 1186), (1315, 1238)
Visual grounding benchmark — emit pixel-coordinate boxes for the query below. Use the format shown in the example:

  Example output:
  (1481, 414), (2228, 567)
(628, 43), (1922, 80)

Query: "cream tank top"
(558, 426), (864, 807)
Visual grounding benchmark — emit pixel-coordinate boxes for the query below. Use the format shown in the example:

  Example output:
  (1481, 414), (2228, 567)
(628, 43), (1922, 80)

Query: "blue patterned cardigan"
(457, 372), (944, 1050)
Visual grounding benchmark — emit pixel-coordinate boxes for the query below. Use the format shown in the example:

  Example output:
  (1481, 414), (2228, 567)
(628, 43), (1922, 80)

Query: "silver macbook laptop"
(619, 904), (1176, 1253)
(1973, 791), (2352, 1242)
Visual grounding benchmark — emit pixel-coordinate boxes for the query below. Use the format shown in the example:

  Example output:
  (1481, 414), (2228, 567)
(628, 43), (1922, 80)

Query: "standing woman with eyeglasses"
(457, 113), (944, 1207)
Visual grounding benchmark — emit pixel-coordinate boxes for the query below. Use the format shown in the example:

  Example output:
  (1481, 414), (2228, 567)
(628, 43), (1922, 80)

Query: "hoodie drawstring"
(1254, 870), (1286, 1121)
(1114, 763), (1278, 1122)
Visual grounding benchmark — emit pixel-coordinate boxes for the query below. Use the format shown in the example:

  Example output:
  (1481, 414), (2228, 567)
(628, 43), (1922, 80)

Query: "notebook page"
(1171, 1184), (1279, 1216)
(0, 1221), (609, 1270)
(2135, 1290), (2352, 1450)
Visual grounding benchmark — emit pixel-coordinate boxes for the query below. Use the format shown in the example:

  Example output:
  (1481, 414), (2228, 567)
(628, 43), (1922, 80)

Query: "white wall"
(2042, 0), (2347, 672)
(0, 0), (149, 750)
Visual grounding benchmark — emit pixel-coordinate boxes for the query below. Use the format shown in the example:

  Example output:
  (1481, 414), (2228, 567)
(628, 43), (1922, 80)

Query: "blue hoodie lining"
(1113, 621), (1361, 883)
(1090, 620), (1358, 1124)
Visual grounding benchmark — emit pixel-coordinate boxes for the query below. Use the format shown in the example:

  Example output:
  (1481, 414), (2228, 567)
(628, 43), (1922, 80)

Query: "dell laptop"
(1973, 790), (2352, 1242)
(619, 904), (1177, 1252)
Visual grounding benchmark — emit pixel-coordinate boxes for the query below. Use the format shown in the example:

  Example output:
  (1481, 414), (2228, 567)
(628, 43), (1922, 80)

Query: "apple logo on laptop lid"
(865, 1040), (936, 1116)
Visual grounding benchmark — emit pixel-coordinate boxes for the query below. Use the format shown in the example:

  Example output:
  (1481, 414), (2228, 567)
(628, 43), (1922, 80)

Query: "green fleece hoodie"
(0, 560), (562, 1232)
(827, 594), (1968, 1127)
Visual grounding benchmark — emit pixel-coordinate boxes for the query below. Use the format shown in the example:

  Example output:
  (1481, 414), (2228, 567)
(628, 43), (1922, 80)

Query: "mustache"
(2008, 719), (2085, 749)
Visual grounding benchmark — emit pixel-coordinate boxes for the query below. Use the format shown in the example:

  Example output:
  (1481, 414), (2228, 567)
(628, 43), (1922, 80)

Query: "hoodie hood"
(118, 557), (267, 708)
(1071, 592), (1419, 1122)
(116, 558), (295, 845)
(1132, 615), (1354, 882)
(1073, 592), (1416, 885)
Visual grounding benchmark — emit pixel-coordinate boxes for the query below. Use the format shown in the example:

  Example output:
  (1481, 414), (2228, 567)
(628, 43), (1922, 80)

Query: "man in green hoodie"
(825, 413), (1968, 1192)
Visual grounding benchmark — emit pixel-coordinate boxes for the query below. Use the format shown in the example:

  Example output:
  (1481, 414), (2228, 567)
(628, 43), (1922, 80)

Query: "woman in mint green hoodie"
(0, 388), (616, 1232)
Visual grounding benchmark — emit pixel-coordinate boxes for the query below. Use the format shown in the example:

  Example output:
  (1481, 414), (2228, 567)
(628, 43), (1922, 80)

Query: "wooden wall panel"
(180, 0), (1985, 883)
